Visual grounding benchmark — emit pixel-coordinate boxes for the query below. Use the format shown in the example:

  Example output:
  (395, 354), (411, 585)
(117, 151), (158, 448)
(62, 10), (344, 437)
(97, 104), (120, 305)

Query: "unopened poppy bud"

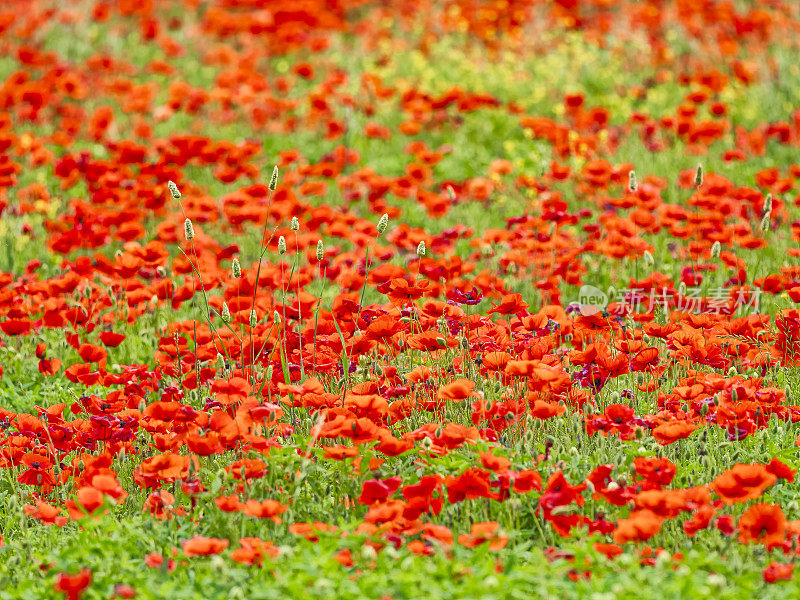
(730, 389), (738, 402)
(184, 218), (195, 241)
(249, 309), (257, 328)
(168, 180), (181, 199)
(628, 170), (637, 192)
(377, 213), (388, 235)
(232, 257), (241, 278)
(710, 241), (721, 259)
(435, 336), (446, 347)
(643, 250), (654, 267)
(269, 165), (279, 191)
(221, 303), (231, 323)
(278, 236), (286, 255)
(694, 163), (703, 187)
(316, 240), (324, 261)
(290, 217), (299, 231)
(416, 241), (426, 257)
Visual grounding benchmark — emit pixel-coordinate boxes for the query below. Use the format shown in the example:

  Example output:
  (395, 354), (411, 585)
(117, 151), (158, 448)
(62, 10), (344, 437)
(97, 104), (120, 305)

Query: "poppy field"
(5, 0), (800, 597)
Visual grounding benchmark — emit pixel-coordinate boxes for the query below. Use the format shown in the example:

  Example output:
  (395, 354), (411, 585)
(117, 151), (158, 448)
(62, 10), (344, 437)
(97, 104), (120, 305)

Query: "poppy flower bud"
(221, 303), (231, 323)
(628, 170), (637, 192)
(249, 309), (257, 328)
(278, 236), (286, 255)
(377, 213), (389, 235)
(269, 165), (279, 191)
(168, 180), (181, 199)
(694, 163), (703, 187)
(184, 218), (195, 241)
(435, 336), (446, 347)
(710, 241), (721, 259)
(316, 240), (324, 261)
(416, 241), (426, 257)
(290, 217), (299, 231)
(730, 389), (738, 402)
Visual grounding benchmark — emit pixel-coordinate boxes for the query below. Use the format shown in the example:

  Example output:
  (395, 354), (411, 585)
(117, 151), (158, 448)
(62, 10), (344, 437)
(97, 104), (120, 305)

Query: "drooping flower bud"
(184, 218), (195, 241)
(269, 165), (279, 191)
(168, 180), (181, 199)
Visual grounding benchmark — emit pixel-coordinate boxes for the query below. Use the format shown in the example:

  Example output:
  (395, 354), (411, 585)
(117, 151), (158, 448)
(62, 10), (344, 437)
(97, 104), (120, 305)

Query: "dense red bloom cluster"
(0, 0), (799, 590)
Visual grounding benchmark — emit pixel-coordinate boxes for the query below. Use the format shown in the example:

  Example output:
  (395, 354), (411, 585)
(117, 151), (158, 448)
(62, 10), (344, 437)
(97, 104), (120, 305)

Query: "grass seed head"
(184, 218), (195, 241)
(278, 235), (286, 255)
(269, 165), (279, 191)
(291, 217), (299, 231)
(378, 213), (389, 235)
(168, 180), (181, 199)
(232, 257), (241, 278)
(316, 240), (324, 261)
(416, 240), (426, 257)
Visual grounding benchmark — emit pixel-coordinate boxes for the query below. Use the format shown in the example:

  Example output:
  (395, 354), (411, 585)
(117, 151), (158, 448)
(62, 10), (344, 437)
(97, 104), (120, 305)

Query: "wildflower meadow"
(3, 0), (800, 598)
